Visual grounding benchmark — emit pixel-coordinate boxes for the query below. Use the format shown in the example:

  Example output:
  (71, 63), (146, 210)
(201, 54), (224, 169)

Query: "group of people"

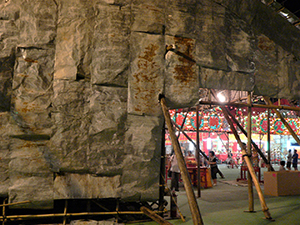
(279, 149), (299, 171)
(168, 148), (299, 192)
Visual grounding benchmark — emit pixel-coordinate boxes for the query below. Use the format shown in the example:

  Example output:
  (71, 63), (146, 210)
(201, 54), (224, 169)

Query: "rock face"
(1, 0), (300, 209)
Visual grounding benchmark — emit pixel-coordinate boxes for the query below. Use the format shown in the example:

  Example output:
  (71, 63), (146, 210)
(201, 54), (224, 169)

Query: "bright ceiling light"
(217, 92), (226, 102)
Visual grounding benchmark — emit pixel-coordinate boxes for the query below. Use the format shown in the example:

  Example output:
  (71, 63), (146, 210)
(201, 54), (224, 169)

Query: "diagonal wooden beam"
(159, 95), (204, 225)
(172, 121), (209, 160)
(224, 107), (275, 171)
(264, 96), (300, 146)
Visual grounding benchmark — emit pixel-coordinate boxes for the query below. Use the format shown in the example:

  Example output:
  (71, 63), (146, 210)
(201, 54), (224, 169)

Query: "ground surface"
(135, 164), (300, 225)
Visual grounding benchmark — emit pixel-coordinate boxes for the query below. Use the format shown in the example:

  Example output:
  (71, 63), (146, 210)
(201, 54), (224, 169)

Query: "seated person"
(279, 160), (286, 171)
(185, 150), (196, 167)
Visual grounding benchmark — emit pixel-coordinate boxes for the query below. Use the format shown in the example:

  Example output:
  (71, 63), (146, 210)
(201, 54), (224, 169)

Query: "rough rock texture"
(1, 0), (300, 209)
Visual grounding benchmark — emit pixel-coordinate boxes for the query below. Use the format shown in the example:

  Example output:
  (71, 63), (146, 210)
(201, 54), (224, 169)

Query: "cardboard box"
(264, 171), (300, 196)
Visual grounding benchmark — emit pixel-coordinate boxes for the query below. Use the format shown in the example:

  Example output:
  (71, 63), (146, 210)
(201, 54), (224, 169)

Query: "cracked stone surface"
(1, 0), (300, 209)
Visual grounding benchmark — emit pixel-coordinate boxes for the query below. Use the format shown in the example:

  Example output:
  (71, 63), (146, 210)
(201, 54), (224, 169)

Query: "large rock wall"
(1, 0), (300, 208)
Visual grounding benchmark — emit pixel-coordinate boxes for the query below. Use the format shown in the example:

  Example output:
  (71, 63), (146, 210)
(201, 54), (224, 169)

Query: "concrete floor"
(136, 165), (300, 225)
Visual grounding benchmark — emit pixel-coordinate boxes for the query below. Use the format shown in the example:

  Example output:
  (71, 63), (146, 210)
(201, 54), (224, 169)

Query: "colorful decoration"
(169, 108), (300, 135)
(274, 119), (285, 134)
(208, 114), (221, 130)
(259, 118), (268, 133)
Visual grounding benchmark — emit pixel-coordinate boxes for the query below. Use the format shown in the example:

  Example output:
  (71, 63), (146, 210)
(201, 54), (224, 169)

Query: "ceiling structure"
(262, 0), (300, 29)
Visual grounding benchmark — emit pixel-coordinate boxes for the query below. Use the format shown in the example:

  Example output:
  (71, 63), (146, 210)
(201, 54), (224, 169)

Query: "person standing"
(287, 149), (292, 170)
(292, 150), (299, 171)
(208, 151), (218, 186)
(168, 152), (180, 191)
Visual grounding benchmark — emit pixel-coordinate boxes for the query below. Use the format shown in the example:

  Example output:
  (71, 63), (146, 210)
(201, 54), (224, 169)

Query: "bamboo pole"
(199, 100), (300, 111)
(196, 105), (201, 198)
(161, 174), (185, 222)
(267, 108), (271, 171)
(159, 95), (204, 225)
(0, 200), (30, 207)
(247, 92), (254, 212)
(220, 106), (272, 219)
(177, 111), (189, 139)
(140, 207), (173, 225)
(2, 199), (6, 225)
(172, 121), (208, 160)
(63, 200), (68, 225)
(264, 96), (300, 146)
(224, 108), (274, 171)
(0, 210), (166, 221)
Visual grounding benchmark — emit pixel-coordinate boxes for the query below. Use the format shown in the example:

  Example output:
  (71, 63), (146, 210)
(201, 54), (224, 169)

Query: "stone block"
(199, 67), (254, 91)
(54, 174), (121, 199)
(91, 3), (130, 86)
(122, 114), (162, 201)
(165, 36), (199, 109)
(54, 0), (94, 80)
(131, 0), (165, 34)
(8, 176), (53, 209)
(128, 32), (164, 116)
(87, 86), (127, 175)
(192, 0), (228, 70)
(165, 0), (197, 38)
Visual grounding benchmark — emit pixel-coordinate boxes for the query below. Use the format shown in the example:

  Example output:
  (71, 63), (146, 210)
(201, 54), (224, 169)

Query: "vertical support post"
(2, 199), (6, 225)
(247, 92), (254, 212)
(267, 108), (271, 171)
(160, 95), (204, 225)
(210, 90), (272, 219)
(63, 200), (68, 225)
(196, 106), (201, 198)
(159, 121), (166, 215)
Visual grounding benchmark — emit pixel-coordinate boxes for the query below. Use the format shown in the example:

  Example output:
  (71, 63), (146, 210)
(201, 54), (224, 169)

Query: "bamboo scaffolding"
(247, 92), (254, 212)
(172, 121), (209, 160)
(196, 105), (201, 198)
(159, 95), (204, 225)
(0, 200), (30, 207)
(0, 210), (165, 221)
(177, 111), (189, 139)
(140, 207), (173, 225)
(268, 108), (271, 171)
(220, 105), (272, 219)
(199, 100), (300, 111)
(161, 174), (185, 222)
(224, 108), (274, 171)
(62, 200), (68, 225)
(264, 96), (300, 146)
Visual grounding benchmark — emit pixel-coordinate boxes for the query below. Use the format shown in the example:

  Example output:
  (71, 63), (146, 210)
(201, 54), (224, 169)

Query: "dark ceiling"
(276, 0), (300, 18)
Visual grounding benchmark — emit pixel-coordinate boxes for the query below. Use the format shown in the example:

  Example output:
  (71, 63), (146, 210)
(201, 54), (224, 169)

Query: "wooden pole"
(159, 95), (204, 225)
(159, 122), (166, 216)
(63, 200), (68, 225)
(140, 206), (173, 225)
(2, 199), (6, 225)
(220, 106), (272, 219)
(177, 111), (189, 139)
(224, 108), (274, 171)
(267, 108), (271, 171)
(0, 211), (166, 222)
(196, 105), (201, 198)
(247, 92), (254, 212)
(264, 96), (300, 146)
(0, 200), (30, 207)
(161, 174), (185, 222)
